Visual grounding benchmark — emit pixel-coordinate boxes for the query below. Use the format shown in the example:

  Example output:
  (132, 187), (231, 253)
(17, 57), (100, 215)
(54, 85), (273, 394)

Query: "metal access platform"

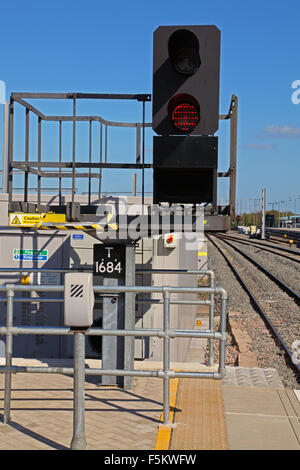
(2, 92), (238, 235)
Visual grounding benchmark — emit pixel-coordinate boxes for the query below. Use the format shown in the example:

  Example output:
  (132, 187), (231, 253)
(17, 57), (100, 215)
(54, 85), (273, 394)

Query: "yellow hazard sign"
(8, 212), (118, 232)
(9, 212), (66, 227)
(10, 215), (22, 225)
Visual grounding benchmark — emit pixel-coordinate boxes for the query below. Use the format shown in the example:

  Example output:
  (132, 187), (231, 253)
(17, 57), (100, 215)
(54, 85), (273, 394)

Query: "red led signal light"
(168, 94), (200, 133)
(171, 102), (199, 131)
(152, 25), (220, 136)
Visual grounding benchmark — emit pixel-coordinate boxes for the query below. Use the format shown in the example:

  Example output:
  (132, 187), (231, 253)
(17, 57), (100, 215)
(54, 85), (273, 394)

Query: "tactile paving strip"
(170, 378), (228, 450)
(222, 367), (284, 387)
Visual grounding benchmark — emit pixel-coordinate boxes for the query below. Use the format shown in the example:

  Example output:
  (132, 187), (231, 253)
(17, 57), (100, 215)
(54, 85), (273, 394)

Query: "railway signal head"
(152, 25), (221, 136)
(152, 25), (221, 206)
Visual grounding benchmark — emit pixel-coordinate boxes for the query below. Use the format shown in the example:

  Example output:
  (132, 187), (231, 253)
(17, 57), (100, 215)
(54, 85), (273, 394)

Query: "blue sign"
(13, 249), (48, 261)
(72, 234), (84, 240)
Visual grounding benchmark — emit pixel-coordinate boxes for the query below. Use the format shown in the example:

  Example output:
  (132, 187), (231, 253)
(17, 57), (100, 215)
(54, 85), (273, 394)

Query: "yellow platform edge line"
(154, 375), (179, 451)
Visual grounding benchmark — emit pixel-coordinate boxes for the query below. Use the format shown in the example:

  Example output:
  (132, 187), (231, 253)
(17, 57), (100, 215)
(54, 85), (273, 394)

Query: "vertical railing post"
(72, 97), (76, 205)
(8, 98), (14, 204)
(141, 101), (145, 208)
(59, 120), (62, 205)
(98, 122), (103, 199)
(70, 330), (87, 450)
(136, 124), (141, 164)
(4, 285), (14, 424)
(218, 290), (228, 377)
(88, 120), (92, 206)
(2, 101), (10, 195)
(162, 288), (171, 425)
(229, 95), (238, 223)
(37, 116), (42, 205)
(24, 107), (29, 203)
(105, 125), (108, 164)
(124, 245), (136, 390)
(208, 271), (215, 366)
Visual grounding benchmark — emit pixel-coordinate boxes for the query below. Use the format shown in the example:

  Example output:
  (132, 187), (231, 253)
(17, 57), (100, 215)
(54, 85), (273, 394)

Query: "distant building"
(278, 215), (300, 228)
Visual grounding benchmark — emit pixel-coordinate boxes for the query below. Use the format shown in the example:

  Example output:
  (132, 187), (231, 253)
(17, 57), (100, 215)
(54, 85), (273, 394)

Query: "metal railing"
(0, 279), (227, 449)
(0, 267), (217, 363)
(3, 93), (238, 221)
(5, 93), (152, 207)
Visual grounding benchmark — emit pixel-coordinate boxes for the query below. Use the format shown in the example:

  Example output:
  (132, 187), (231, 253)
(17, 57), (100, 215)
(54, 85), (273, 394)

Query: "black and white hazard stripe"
(70, 284), (84, 298)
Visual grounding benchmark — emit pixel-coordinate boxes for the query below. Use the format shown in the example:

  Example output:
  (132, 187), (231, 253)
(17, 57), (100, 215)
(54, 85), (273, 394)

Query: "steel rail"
(266, 228), (300, 242)
(268, 236), (298, 246)
(213, 235), (300, 302)
(207, 234), (300, 374)
(217, 233), (300, 263)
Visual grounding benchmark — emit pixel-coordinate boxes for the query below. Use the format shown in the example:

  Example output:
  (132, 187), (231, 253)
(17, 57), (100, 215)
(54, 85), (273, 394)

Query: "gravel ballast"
(207, 238), (300, 389)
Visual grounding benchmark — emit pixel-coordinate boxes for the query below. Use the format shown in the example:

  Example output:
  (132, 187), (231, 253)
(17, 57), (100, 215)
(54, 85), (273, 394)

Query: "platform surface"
(223, 383), (300, 450)
(0, 359), (299, 451)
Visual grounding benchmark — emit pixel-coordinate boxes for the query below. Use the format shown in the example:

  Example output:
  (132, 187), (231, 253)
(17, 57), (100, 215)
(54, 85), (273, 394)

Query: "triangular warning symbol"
(11, 215), (21, 225)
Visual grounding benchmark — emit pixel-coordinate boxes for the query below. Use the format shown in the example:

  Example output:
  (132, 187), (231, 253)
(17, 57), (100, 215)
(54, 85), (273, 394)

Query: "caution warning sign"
(8, 213), (66, 227)
(9, 213), (43, 227)
(10, 215), (22, 225)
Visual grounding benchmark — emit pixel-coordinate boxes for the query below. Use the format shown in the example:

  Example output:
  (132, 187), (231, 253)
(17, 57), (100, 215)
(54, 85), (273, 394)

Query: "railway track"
(268, 236), (298, 246)
(266, 229), (300, 244)
(217, 233), (300, 264)
(207, 234), (300, 376)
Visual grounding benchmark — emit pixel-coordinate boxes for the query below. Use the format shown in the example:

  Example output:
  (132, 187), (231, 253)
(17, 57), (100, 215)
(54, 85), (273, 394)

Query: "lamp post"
(295, 196), (300, 227)
(261, 189), (266, 239)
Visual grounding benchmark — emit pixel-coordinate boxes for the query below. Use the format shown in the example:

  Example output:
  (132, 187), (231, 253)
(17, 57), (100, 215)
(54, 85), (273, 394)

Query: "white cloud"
(260, 125), (300, 138)
(244, 144), (277, 150)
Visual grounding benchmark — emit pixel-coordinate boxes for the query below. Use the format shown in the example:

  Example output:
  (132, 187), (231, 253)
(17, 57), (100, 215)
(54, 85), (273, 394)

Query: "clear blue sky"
(0, 0), (299, 213)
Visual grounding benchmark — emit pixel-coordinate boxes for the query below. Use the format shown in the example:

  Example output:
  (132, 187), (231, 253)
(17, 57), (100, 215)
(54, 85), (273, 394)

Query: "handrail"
(0, 281), (227, 433)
